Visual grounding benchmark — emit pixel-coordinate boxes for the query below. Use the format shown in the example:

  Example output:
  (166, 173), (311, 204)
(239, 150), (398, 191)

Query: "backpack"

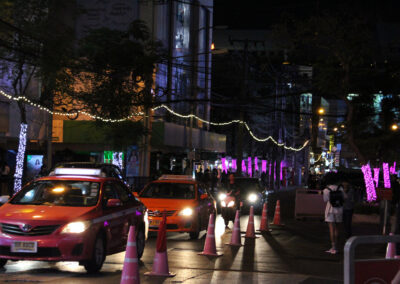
(328, 185), (344, 208)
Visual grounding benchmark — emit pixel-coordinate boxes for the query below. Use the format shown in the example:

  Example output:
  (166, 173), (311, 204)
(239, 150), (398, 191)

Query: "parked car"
(0, 167), (148, 273)
(137, 175), (216, 239)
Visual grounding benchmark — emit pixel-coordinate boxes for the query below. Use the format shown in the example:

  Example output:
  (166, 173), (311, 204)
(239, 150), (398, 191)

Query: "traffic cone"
(145, 213), (175, 277)
(198, 213), (223, 256)
(121, 226), (140, 284)
(386, 233), (396, 259)
(227, 210), (242, 246)
(271, 200), (284, 226)
(258, 202), (271, 233)
(244, 206), (259, 239)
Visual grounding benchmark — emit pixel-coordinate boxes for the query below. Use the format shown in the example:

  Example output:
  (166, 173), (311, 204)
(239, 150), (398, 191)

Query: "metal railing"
(344, 234), (400, 284)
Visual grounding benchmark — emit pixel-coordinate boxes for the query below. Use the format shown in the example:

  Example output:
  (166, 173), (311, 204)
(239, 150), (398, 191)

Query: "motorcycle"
(218, 191), (240, 227)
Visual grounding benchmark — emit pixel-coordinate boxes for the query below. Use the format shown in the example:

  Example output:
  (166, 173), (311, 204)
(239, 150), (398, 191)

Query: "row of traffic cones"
(121, 213), (175, 284)
(120, 200), (284, 283)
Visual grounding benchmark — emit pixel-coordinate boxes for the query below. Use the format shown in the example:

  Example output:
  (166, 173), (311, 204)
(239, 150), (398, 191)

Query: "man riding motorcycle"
(219, 185), (241, 227)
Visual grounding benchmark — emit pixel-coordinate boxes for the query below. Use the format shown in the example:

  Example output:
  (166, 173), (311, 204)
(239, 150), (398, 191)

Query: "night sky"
(213, 0), (400, 29)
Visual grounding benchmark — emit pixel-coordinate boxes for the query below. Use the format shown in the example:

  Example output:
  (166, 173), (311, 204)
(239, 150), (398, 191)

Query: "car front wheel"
(84, 234), (106, 273)
(0, 259), (7, 268)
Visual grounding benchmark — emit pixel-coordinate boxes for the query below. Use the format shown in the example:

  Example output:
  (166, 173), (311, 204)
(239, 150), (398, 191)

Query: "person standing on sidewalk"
(342, 181), (355, 239)
(323, 182), (344, 254)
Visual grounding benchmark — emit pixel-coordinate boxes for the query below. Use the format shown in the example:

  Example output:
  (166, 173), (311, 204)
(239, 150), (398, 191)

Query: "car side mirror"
(107, 198), (122, 207)
(200, 193), (208, 200)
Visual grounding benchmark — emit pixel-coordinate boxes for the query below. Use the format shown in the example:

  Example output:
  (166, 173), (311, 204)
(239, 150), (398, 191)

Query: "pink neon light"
(280, 161), (283, 180)
(247, 157), (252, 177)
(390, 162), (396, 174)
(254, 157), (259, 172)
(373, 168), (380, 187)
(221, 158), (227, 174)
(274, 161), (276, 182)
(383, 162), (391, 188)
(262, 160), (267, 173)
(242, 160), (246, 173)
(361, 164), (377, 202)
(232, 159), (237, 171)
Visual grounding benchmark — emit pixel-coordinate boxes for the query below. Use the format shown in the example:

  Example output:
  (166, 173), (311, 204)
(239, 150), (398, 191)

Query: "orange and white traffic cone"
(258, 202), (271, 233)
(145, 213), (175, 277)
(244, 206), (259, 239)
(120, 226), (140, 284)
(271, 200), (284, 226)
(227, 210), (242, 246)
(199, 213), (223, 256)
(386, 233), (396, 259)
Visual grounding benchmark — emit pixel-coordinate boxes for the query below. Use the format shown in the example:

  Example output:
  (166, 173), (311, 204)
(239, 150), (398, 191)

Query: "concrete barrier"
(294, 188), (325, 220)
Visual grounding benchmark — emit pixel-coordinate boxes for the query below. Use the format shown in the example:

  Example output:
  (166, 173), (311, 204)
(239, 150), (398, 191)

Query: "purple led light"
(247, 157), (252, 177)
(383, 162), (391, 188)
(262, 160), (267, 173)
(373, 168), (380, 187)
(104, 221), (109, 227)
(274, 161), (276, 182)
(254, 157), (259, 172)
(361, 164), (377, 202)
(280, 161), (283, 181)
(242, 160), (246, 173)
(136, 210), (142, 216)
(221, 157), (227, 174)
(232, 159), (237, 171)
(390, 162), (396, 174)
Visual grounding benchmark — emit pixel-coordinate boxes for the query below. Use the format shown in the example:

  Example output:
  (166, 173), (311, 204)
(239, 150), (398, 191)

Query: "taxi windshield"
(11, 180), (100, 207)
(140, 183), (196, 199)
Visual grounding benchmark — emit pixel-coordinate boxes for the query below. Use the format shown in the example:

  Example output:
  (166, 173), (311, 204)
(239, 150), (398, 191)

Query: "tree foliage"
(275, 4), (400, 164)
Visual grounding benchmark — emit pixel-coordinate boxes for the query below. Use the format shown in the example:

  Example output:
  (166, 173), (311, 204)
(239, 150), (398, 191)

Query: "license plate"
(150, 219), (160, 226)
(11, 241), (37, 253)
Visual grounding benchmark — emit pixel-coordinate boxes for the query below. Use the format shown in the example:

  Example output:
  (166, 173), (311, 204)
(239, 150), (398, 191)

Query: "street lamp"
(317, 107), (325, 115)
(391, 123), (398, 131)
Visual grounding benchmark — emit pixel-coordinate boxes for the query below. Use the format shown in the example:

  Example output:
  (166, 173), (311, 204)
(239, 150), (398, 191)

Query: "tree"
(0, 0), (75, 191)
(276, 4), (400, 165)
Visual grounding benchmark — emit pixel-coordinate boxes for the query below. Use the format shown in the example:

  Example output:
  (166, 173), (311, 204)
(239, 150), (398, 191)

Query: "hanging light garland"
(0, 90), (309, 151)
(13, 123), (28, 193)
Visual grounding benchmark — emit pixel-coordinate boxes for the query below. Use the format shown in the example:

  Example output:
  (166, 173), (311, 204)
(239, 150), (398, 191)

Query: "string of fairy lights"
(0, 89), (309, 152)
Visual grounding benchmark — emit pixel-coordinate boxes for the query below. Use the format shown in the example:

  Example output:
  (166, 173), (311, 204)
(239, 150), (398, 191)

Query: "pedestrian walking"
(342, 180), (355, 239)
(323, 181), (344, 254)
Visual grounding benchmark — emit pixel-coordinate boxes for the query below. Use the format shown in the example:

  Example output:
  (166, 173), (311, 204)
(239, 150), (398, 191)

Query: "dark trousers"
(343, 209), (353, 239)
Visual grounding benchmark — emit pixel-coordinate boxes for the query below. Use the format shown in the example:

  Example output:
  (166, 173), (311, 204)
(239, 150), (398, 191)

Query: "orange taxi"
(0, 168), (148, 273)
(138, 175), (216, 239)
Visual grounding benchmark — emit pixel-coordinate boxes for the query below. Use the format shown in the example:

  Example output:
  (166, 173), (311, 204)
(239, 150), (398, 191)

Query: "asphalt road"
(0, 188), (386, 283)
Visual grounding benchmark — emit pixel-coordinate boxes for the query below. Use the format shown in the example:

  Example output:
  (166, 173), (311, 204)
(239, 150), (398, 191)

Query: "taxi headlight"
(61, 221), (91, 234)
(247, 193), (258, 203)
(178, 208), (193, 216)
(227, 200), (235, 207)
(221, 200), (227, 207)
(218, 193), (227, 201)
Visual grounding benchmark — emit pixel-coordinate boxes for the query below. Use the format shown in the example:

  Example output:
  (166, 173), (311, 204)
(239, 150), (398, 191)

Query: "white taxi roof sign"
(158, 175), (194, 181)
(54, 168), (102, 176)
